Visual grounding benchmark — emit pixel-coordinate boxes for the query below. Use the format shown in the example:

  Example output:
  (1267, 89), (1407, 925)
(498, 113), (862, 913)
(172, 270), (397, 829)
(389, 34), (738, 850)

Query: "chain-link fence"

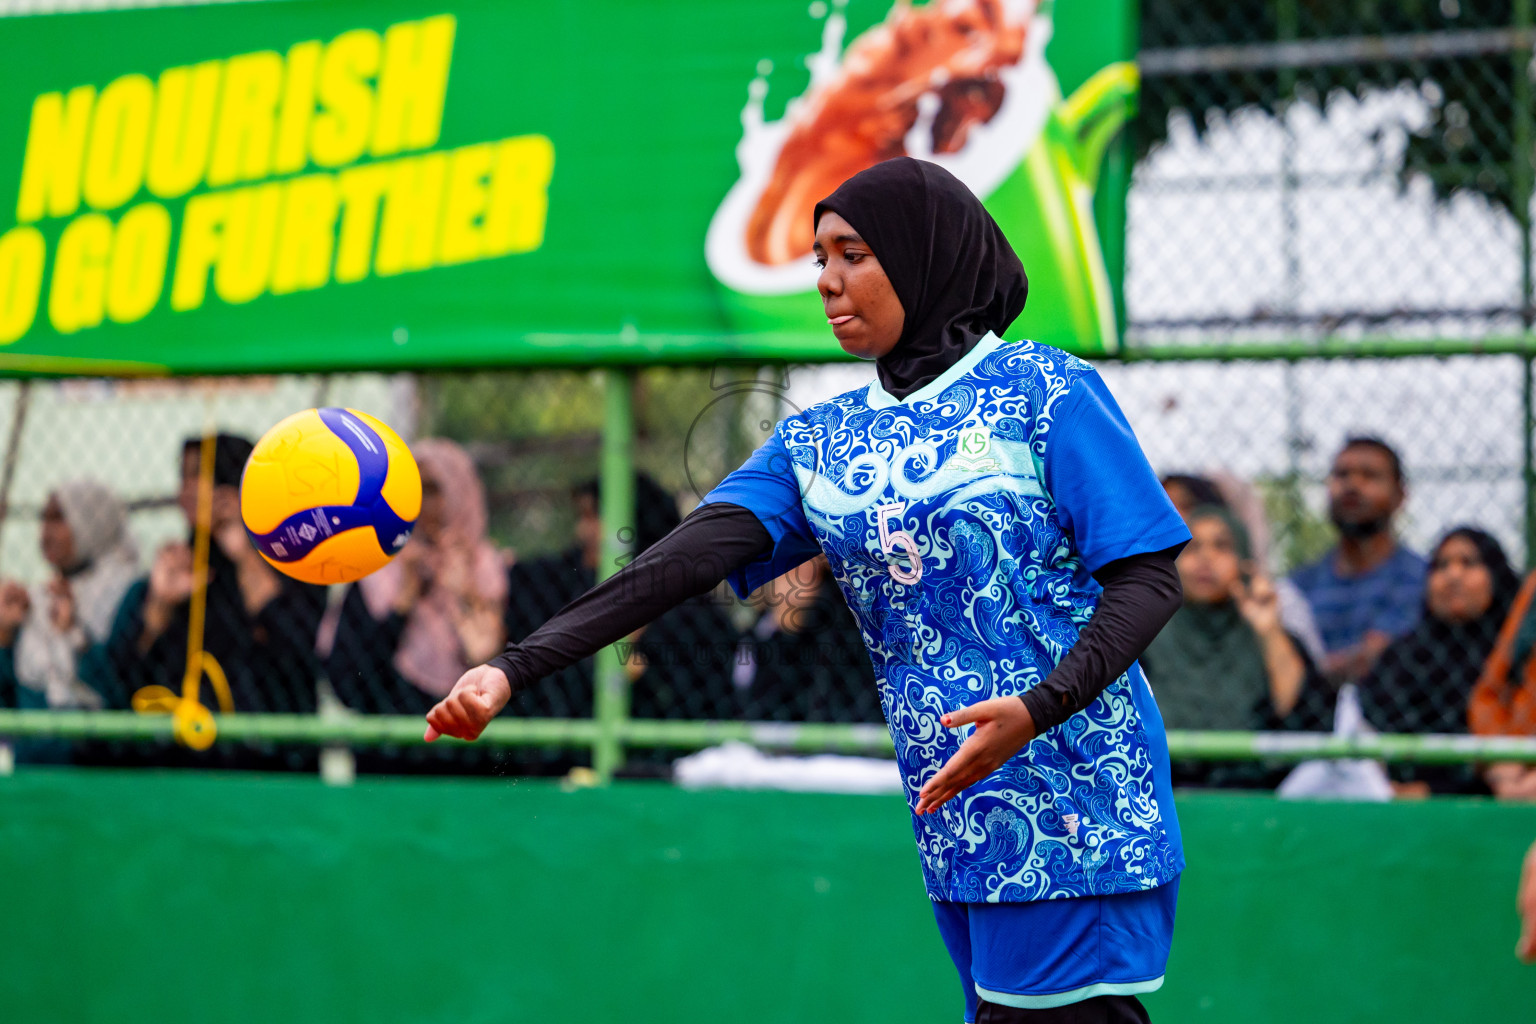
(4, 1), (1536, 789)
(0, 368), (886, 776)
(1133, 0), (1536, 343)
(0, 350), (1530, 790)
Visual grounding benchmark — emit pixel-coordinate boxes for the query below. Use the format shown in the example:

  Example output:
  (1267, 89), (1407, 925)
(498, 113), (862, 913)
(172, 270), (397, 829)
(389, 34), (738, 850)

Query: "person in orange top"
(1469, 570), (1536, 799)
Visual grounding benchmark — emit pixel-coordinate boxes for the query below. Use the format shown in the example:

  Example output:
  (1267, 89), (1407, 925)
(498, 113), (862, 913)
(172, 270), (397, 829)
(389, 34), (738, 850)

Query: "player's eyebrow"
(814, 232), (867, 250)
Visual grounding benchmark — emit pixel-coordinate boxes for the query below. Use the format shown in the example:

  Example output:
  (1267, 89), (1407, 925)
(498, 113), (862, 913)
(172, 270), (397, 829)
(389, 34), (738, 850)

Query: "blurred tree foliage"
(419, 367), (777, 554)
(1138, 0), (1526, 218)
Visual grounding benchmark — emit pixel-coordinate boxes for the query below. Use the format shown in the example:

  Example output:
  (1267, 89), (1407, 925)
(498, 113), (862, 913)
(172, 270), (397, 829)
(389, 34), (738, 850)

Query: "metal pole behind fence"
(1516, 0), (1536, 569)
(593, 367), (635, 782)
(0, 379), (33, 576)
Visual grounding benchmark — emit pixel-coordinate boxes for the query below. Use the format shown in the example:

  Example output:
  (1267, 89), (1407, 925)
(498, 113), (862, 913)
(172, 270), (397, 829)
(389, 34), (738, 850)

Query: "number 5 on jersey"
(876, 501), (923, 584)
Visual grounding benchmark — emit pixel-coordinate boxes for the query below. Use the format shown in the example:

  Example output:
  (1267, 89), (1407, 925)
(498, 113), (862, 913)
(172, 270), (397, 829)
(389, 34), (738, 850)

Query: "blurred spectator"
(325, 439), (507, 715)
(500, 480), (602, 720)
(105, 434), (325, 714)
(1160, 474), (1226, 518)
(1470, 567), (1536, 800)
(0, 580), (27, 709)
(622, 479), (738, 723)
(734, 555), (880, 723)
(1290, 437), (1426, 684)
(1143, 506), (1316, 729)
(1141, 506), (1324, 785)
(1161, 471), (1325, 664)
(13, 481), (138, 710)
(1356, 527), (1519, 796)
(503, 472), (736, 721)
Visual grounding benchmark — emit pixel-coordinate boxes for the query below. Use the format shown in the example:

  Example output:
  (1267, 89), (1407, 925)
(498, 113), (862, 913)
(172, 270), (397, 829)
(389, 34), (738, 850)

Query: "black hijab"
(1358, 526), (1521, 734)
(813, 158), (1028, 400)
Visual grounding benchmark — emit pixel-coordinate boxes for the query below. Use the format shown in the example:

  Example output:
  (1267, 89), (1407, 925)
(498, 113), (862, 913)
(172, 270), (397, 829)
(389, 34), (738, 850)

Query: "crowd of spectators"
(1150, 436), (1536, 799)
(2, 429), (1534, 797)
(0, 431), (878, 774)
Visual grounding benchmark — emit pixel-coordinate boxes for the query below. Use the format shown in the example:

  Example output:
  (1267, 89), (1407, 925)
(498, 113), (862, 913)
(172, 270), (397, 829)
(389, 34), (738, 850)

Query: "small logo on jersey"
(1062, 813), (1080, 838)
(952, 425), (999, 472)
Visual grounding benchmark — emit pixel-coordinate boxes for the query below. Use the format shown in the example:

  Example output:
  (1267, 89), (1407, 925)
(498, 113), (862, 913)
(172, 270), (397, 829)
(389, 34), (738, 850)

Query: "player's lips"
(827, 314), (856, 326)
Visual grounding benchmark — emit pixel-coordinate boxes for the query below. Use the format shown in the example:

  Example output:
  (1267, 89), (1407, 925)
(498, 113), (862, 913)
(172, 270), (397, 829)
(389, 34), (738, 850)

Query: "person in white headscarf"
(14, 480), (139, 709)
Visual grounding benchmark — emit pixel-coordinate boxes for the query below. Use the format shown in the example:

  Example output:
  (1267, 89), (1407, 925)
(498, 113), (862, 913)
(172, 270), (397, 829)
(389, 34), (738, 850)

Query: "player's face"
(1178, 516), (1242, 604)
(813, 211), (905, 359)
(1326, 445), (1402, 533)
(1426, 534), (1494, 624)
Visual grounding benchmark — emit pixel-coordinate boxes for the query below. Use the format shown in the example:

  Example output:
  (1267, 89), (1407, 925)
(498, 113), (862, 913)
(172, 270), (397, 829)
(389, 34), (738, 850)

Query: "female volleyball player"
(425, 158), (1189, 1024)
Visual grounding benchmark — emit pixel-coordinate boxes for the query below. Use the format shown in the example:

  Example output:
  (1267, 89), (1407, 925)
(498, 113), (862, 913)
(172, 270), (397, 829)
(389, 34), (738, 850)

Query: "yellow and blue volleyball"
(240, 408), (422, 585)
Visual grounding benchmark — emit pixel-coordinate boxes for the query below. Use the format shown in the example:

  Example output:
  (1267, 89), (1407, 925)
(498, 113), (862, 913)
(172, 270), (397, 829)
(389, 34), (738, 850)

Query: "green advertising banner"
(0, 0), (1135, 375)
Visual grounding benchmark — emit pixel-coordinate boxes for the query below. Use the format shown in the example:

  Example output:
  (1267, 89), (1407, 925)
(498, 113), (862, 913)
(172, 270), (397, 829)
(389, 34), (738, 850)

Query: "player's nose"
(818, 265), (842, 298)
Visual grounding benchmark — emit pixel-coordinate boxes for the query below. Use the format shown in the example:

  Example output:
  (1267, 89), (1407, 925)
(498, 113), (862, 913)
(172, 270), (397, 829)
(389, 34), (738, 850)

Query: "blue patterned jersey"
(703, 334), (1190, 903)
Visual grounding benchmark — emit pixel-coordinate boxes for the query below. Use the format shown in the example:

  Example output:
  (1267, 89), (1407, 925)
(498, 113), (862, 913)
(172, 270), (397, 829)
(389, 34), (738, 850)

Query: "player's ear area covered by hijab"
(813, 157), (1029, 400)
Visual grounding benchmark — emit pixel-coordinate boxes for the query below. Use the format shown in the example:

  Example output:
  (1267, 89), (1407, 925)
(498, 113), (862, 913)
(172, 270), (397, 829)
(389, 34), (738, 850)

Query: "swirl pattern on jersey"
(779, 338), (1182, 902)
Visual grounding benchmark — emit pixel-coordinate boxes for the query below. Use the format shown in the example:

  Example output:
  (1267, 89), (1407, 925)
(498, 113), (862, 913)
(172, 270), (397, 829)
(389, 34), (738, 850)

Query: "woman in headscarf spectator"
(1161, 471), (1326, 665)
(1470, 560), (1536, 800)
(1357, 527), (1519, 795)
(1140, 505), (1325, 785)
(326, 438), (507, 715)
(14, 480), (139, 710)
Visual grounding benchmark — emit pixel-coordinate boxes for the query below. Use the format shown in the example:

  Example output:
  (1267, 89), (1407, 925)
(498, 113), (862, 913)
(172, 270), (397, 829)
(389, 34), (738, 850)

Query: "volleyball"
(240, 408), (422, 585)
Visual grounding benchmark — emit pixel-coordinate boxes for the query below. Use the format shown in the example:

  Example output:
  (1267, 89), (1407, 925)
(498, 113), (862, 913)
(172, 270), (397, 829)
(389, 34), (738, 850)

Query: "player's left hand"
(914, 696), (1037, 815)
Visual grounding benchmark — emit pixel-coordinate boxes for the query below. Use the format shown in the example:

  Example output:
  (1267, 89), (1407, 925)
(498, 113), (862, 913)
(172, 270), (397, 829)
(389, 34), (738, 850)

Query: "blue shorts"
(932, 877), (1179, 1022)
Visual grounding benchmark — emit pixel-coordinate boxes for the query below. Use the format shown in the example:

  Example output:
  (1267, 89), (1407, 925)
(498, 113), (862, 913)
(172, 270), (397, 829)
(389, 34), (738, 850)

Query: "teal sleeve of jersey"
(700, 432), (821, 598)
(1043, 372), (1191, 573)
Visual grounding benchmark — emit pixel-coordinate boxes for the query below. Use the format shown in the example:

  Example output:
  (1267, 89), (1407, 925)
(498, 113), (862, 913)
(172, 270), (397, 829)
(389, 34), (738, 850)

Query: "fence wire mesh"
(0, 347), (1528, 790)
(1132, 0), (1536, 344)
(3, 1), (1536, 790)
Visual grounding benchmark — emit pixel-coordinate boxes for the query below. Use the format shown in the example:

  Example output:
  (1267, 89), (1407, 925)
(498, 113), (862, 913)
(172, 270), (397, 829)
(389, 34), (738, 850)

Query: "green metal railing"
(3, 353), (1532, 782)
(3, 710), (1535, 765)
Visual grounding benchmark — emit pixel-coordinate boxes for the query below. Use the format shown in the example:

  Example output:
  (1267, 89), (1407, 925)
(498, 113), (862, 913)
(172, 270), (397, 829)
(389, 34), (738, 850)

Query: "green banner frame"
(0, 0), (1136, 374)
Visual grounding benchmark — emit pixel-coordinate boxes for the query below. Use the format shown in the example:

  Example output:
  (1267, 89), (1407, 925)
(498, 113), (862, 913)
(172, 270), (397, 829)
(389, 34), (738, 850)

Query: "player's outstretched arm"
(423, 501), (774, 742)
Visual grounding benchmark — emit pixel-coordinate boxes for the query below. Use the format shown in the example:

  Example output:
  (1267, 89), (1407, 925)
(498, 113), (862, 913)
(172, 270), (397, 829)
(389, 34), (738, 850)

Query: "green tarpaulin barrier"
(1, 771), (1533, 1023)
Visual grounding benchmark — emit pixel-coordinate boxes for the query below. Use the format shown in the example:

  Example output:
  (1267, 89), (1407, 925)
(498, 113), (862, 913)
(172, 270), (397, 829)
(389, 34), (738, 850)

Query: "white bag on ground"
(673, 741), (903, 795)
(1277, 684), (1393, 801)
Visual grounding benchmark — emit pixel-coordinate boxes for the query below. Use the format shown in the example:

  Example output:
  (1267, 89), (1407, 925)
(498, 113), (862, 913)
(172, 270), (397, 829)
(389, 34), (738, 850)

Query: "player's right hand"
(424, 664), (512, 743)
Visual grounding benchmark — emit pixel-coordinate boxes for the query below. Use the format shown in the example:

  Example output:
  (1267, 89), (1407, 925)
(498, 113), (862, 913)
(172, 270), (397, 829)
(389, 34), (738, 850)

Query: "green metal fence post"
(1516, 0), (1536, 567)
(1525, 354), (1535, 569)
(594, 367), (636, 782)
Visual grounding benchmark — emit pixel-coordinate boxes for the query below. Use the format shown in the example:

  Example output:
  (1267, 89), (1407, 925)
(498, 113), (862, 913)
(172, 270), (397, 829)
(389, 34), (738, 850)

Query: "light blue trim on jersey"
(866, 332), (1006, 408)
(975, 976), (1165, 1010)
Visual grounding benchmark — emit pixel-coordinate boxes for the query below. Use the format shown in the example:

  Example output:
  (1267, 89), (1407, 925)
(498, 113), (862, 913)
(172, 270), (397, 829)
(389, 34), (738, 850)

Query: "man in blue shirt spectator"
(1291, 436), (1427, 685)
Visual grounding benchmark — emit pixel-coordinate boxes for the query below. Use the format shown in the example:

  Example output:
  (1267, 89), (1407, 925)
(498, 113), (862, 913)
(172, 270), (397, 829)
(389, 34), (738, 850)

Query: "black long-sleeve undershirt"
(487, 502), (772, 690)
(487, 504), (1183, 736)
(1017, 546), (1184, 734)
